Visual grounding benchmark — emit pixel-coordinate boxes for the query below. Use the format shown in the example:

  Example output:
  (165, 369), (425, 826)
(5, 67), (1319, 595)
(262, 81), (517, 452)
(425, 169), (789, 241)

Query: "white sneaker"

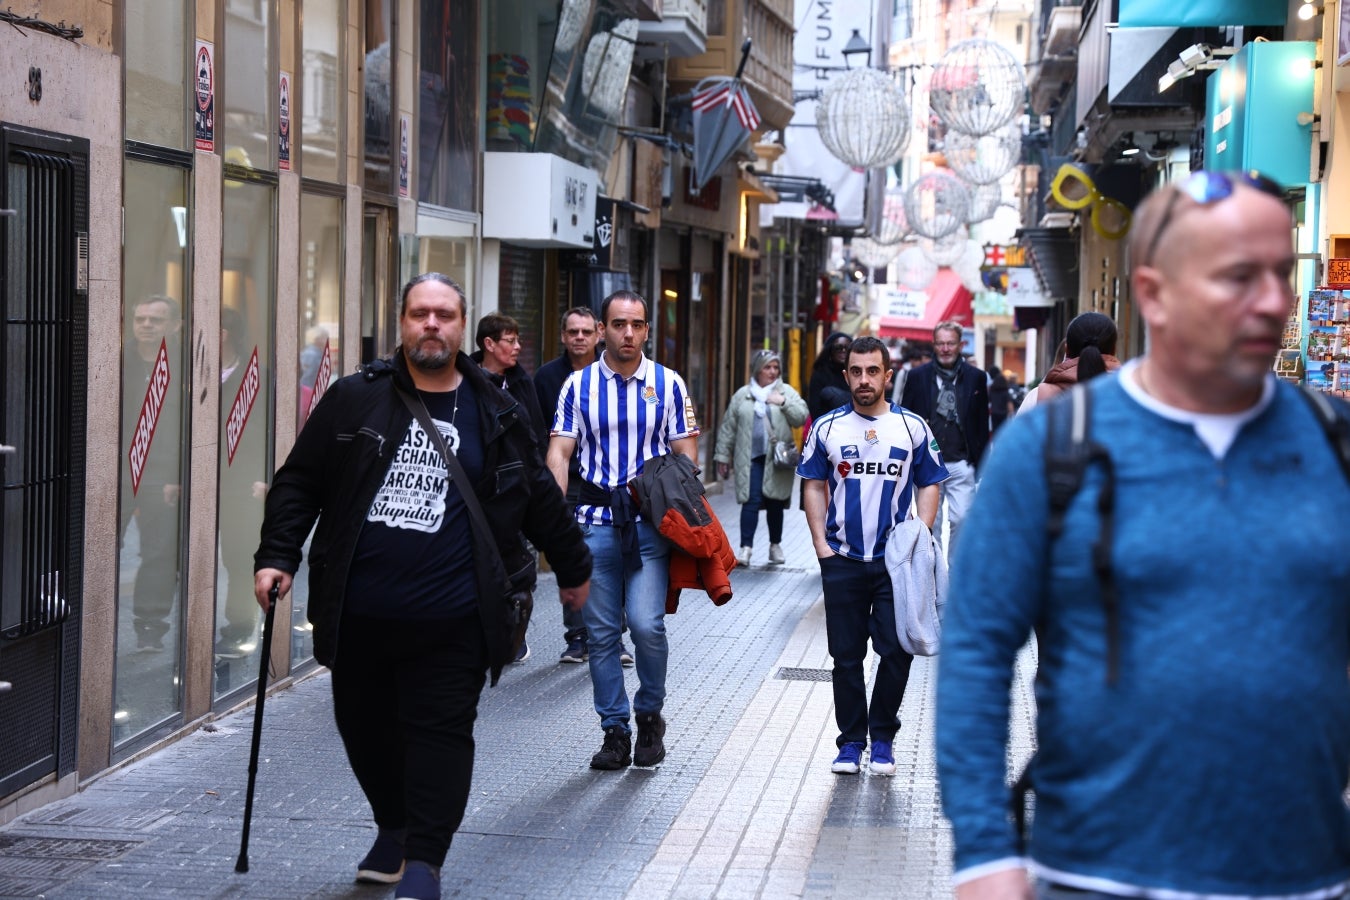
(768, 544), (785, 565)
(737, 546), (752, 567)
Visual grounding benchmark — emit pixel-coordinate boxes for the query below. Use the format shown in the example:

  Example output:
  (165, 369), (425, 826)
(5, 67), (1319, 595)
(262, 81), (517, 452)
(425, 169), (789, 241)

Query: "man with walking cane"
(252, 273), (591, 900)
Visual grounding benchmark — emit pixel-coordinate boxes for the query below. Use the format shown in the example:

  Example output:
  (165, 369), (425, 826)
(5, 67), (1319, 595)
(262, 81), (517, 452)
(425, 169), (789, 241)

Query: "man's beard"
(408, 339), (453, 370)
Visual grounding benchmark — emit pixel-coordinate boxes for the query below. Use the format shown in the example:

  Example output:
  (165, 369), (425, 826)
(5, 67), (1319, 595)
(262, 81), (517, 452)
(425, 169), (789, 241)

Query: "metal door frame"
(0, 122), (89, 798)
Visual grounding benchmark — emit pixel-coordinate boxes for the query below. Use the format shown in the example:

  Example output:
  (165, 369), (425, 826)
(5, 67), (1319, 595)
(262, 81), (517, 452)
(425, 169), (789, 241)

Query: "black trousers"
(819, 554), (915, 746)
(332, 610), (488, 866)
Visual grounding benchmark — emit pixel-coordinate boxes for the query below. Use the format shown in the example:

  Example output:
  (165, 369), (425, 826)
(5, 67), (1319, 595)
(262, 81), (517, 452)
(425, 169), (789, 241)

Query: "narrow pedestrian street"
(0, 489), (1034, 899)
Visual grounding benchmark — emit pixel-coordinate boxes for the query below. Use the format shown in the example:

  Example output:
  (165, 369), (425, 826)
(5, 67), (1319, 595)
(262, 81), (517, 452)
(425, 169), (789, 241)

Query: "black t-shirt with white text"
(345, 381), (483, 618)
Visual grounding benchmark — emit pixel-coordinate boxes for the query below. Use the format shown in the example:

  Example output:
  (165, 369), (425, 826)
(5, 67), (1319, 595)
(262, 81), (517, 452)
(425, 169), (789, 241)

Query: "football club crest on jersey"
(643, 385), (659, 404)
(841, 445), (860, 459)
(865, 428), (878, 444)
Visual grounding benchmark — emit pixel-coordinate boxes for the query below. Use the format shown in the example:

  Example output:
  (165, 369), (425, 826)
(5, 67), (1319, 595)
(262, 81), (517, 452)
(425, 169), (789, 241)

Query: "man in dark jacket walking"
(900, 320), (989, 558)
(253, 273), (591, 900)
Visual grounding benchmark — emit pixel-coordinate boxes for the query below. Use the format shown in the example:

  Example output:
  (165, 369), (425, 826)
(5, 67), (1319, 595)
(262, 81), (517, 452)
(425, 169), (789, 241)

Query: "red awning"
(876, 268), (974, 341)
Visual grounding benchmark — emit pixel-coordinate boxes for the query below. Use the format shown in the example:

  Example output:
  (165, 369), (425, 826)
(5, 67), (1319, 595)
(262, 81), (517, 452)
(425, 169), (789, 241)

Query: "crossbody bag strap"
(395, 383), (500, 564)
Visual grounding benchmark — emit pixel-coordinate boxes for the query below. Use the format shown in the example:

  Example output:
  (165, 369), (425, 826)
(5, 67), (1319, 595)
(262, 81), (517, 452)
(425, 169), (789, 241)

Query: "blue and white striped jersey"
(798, 403), (949, 561)
(552, 353), (699, 525)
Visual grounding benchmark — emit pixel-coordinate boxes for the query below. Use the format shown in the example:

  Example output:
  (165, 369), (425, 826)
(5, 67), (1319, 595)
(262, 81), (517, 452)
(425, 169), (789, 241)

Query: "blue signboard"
(1204, 42), (1316, 189)
(1119, 0), (1286, 27)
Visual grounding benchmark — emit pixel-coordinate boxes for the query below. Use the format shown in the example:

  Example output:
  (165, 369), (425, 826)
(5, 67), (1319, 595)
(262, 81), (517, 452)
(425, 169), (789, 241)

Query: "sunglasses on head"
(1142, 170), (1286, 267)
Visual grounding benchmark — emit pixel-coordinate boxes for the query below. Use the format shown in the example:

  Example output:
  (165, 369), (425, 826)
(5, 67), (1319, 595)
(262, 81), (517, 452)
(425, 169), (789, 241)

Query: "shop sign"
(278, 72), (291, 171)
(560, 198), (616, 269)
(1327, 258), (1350, 287)
(194, 40), (215, 152)
(128, 339), (171, 496)
(308, 340), (332, 418)
(225, 348), (261, 465)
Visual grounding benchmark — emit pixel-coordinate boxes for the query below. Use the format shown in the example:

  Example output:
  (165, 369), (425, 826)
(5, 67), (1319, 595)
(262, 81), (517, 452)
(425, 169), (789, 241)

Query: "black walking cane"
(236, 581), (279, 873)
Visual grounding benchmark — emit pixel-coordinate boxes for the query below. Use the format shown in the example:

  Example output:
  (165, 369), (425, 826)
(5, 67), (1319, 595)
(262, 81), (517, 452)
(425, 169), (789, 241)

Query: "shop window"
(224, 0), (275, 171)
(419, 0), (479, 210)
(290, 191), (342, 664)
(364, 0), (395, 194)
(487, 0), (636, 174)
(124, 0), (189, 149)
(301, 0), (344, 182)
(215, 180), (276, 699)
(115, 160), (190, 746)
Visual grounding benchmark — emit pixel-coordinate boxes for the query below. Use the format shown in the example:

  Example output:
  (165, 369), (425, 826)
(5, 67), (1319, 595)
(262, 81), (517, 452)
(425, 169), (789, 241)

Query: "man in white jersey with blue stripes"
(547, 290), (700, 771)
(799, 336), (948, 776)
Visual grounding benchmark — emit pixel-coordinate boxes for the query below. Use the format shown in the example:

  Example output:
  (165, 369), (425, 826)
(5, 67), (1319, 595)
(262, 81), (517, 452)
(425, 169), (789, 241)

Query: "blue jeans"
(581, 521), (672, 731)
(739, 456), (786, 548)
(818, 553), (914, 746)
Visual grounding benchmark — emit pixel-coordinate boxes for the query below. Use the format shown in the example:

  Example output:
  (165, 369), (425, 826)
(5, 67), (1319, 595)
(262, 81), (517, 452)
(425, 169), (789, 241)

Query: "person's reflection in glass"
(217, 306), (269, 659)
(121, 296), (184, 652)
(299, 325), (329, 421)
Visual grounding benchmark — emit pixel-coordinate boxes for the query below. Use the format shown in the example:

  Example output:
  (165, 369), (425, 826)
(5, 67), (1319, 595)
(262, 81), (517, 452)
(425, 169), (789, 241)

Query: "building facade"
(0, 0), (793, 820)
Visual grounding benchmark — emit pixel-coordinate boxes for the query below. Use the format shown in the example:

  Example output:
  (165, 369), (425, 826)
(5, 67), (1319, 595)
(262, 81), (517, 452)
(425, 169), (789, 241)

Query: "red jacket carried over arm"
(628, 453), (737, 613)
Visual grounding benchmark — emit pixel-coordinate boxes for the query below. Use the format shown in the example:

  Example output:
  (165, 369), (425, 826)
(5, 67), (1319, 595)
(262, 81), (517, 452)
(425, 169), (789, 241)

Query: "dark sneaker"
(513, 639), (530, 664)
(831, 741), (865, 774)
(869, 740), (896, 776)
(634, 712), (667, 767)
(394, 860), (441, 900)
(560, 635), (587, 663)
(590, 726), (632, 770)
(619, 641), (634, 667)
(355, 829), (406, 884)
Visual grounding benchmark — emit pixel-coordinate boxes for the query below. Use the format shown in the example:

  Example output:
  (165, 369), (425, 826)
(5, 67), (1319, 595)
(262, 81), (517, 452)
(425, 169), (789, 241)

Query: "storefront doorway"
(0, 124), (88, 794)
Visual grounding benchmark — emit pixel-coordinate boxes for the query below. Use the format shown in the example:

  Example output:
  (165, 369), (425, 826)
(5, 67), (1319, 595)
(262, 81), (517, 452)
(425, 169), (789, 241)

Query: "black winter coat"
(253, 349), (591, 683)
(900, 360), (991, 469)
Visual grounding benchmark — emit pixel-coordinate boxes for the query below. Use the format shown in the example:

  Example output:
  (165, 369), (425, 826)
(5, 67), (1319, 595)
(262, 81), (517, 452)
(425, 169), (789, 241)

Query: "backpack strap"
(1044, 387), (1092, 541)
(1042, 385), (1120, 684)
(1298, 387), (1350, 483)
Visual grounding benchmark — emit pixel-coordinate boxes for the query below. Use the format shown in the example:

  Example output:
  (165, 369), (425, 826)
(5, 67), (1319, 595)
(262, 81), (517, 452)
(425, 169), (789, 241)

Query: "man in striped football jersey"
(547, 290), (700, 771)
(799, 336), (948, 777)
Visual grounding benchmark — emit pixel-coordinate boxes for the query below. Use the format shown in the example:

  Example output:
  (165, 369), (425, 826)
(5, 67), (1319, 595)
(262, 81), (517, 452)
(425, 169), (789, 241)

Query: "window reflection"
(419, 0), (478, 209)
(115, 161), (189, 746)
(292, 192), (343, 665)
(364, 0), (394, 194)
(301, 0), (343, 182)
(223, 0), (274, 170)
(125, 0), (188, 148)
(215, 181), (275, 698)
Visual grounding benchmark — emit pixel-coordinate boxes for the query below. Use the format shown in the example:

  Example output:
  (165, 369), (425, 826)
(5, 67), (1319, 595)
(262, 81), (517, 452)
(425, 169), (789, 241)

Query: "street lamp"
(841, 29), (872, 68)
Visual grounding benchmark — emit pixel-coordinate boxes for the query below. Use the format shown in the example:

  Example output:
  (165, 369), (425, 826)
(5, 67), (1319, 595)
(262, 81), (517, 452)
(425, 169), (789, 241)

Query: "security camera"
(1179, 43), (1210, 68)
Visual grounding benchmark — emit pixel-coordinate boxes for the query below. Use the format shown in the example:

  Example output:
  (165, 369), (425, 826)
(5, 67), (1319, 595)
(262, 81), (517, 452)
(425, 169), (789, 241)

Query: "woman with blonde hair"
(715, 349), (808, 567)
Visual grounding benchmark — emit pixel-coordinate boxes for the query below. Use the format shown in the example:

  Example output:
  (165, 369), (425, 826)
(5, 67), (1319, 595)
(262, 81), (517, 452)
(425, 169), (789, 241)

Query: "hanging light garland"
(894, 244), (938, 290)
(944, 122), (1023, 185)
(966, 182), (1003, 224)
(851, 236), (902, 270)
(929, 38), (1026, 136)
(816, 68), (911, 169)
(921, 229), (969, 267)
(904, 169), (971, 240)
(877, 190), (912, 244)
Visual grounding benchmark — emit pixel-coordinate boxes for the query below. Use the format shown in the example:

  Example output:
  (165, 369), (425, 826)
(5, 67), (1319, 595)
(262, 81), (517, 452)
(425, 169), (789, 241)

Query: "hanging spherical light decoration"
(903, 170), (971, 240)
(965, 182), (1003, 224)
(944, 122), (1023, 185)
(816, 68), (911, 169)
(851, 236), (902, 271)
(954, 240), (987, 294)
(894, 244), (938, 290)
(929, 39), (1027, 136)
(921, 229), (969, 267)
(877, 191), (912, 244)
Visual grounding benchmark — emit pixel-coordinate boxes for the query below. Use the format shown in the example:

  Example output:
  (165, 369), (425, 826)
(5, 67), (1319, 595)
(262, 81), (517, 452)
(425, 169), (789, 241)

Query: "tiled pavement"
(0, 487), (1035, 899)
